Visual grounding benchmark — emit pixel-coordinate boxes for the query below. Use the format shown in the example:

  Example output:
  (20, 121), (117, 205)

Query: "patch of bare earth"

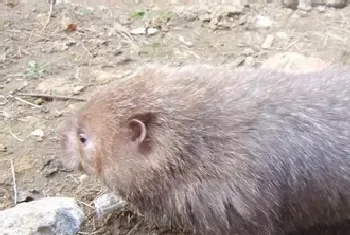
(1, 2), (350, 234)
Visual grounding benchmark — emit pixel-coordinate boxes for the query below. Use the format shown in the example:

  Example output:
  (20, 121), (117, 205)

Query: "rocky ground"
(1, 1), (350, 234)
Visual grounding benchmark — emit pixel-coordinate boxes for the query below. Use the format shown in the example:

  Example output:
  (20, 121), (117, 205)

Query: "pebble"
(130, 27), (146, 35)
(16, 190), (39, 203)
(147, 27), (158, 35)
(0, 144), (7, 152)
(34, 98), (43, 105)
(199, 13), (211, 22)
(256, 15), (273, 28)
(261, 34), (275, 49)
(241, 48), (255, 56)
(73, 85), (85, 95)
(298, 4), (312, 11)
(275, 31), (289, 40)
(317, 5), (326, 12)
(178, 35), (193, 47)
(0, 197), (85, 235)
(29, 129), (45, 138)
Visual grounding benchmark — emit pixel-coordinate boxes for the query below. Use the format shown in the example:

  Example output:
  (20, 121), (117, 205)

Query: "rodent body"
(58, 64), (350, 235)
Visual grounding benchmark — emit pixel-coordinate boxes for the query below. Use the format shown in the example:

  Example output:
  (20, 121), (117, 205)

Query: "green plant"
(130, 10), (145, 18)
(21, 60), (46, 79)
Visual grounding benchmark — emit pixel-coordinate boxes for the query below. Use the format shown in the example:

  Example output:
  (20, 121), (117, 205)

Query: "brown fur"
(58, 64), (350, 235)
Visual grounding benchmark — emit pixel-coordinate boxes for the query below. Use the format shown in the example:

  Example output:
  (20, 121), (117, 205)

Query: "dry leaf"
(66, 23), (77, 32)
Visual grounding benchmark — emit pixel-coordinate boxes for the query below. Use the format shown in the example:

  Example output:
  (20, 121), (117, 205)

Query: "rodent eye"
(79, 133), (87, 144)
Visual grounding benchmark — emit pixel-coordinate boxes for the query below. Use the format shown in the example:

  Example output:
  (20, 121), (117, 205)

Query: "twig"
(90, 227), (106, 235)
(8, 129), (24, 142)
(126, 219), (144, 235)
(10, 158), (17, 206)
(4, 74), (23, 80)
(41, 0), (54, 31)
(77, 199), (95, 210)
(14, 97), (42, 108)
(81, 42), (94, 58)
(16, 93), (86, 101)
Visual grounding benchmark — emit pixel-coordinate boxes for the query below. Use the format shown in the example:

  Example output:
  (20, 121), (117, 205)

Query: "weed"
(130, 10), (146, 18)
(20, 60), (46, 79)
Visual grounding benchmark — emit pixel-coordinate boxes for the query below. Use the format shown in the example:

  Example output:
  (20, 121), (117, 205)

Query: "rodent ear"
(128, 118), (147, 144)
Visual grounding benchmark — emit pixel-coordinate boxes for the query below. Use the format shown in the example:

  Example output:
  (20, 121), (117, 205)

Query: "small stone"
(184, 12), (198, 22)
(79, 174), (89, 183)
(199, 13), (211, 22)
(283, 0), (298, 9)
(29, 129), (44, 138)
(212, 5), (243, 18)
(98, 5), (108, 11)
(94, 192), (127, 218)
(244, 57), (255, 67)
(0, 95), (7, 105)
(114, 50), (122, 56)
(45, 167), (59, 177)
(238, 15), (248, 25)
(241, 48), (255, 56)
(65, 40), (76, 47)
(130, 27), (146, 35)
(17, 191), (38, 204)
(34, 98), (43, 105)
(261, 34), (274, 49)
(178, 35), (193, 47)
(317, 5), (326, 12)
(147, 27), (158, 35)
(230, 57), (245, 67)
(37, 13), (47, 26)
(0, 144), (7, 152)
(73, 85), (85, 95)
(0, 197), (85, 235)
(256, 15), (273, 28)
(276, 31), (289, 40)
(298, 3), (312, 11)
(54, 111), (63, 117)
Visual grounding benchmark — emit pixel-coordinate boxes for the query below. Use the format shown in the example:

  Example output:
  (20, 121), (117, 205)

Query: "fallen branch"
(14, 97), (41, 108)
(16, 93), (86, 101)
(41, 0), (54, 31)
(10, 158), (17, 206)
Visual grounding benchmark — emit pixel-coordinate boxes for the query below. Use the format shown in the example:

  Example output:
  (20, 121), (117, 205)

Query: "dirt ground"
(1, 1), (350, 235)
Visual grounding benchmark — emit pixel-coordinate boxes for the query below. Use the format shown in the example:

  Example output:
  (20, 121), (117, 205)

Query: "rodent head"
(57, 111), (100, 176)
(56, 91), (164, 190)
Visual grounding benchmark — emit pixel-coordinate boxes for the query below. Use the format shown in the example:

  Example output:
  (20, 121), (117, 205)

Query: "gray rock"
(0, 197), (85, 235)
(283, 0), (298, 9)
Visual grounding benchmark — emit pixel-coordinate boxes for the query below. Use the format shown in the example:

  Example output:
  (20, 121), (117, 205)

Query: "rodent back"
(62, 65), (350, 235)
